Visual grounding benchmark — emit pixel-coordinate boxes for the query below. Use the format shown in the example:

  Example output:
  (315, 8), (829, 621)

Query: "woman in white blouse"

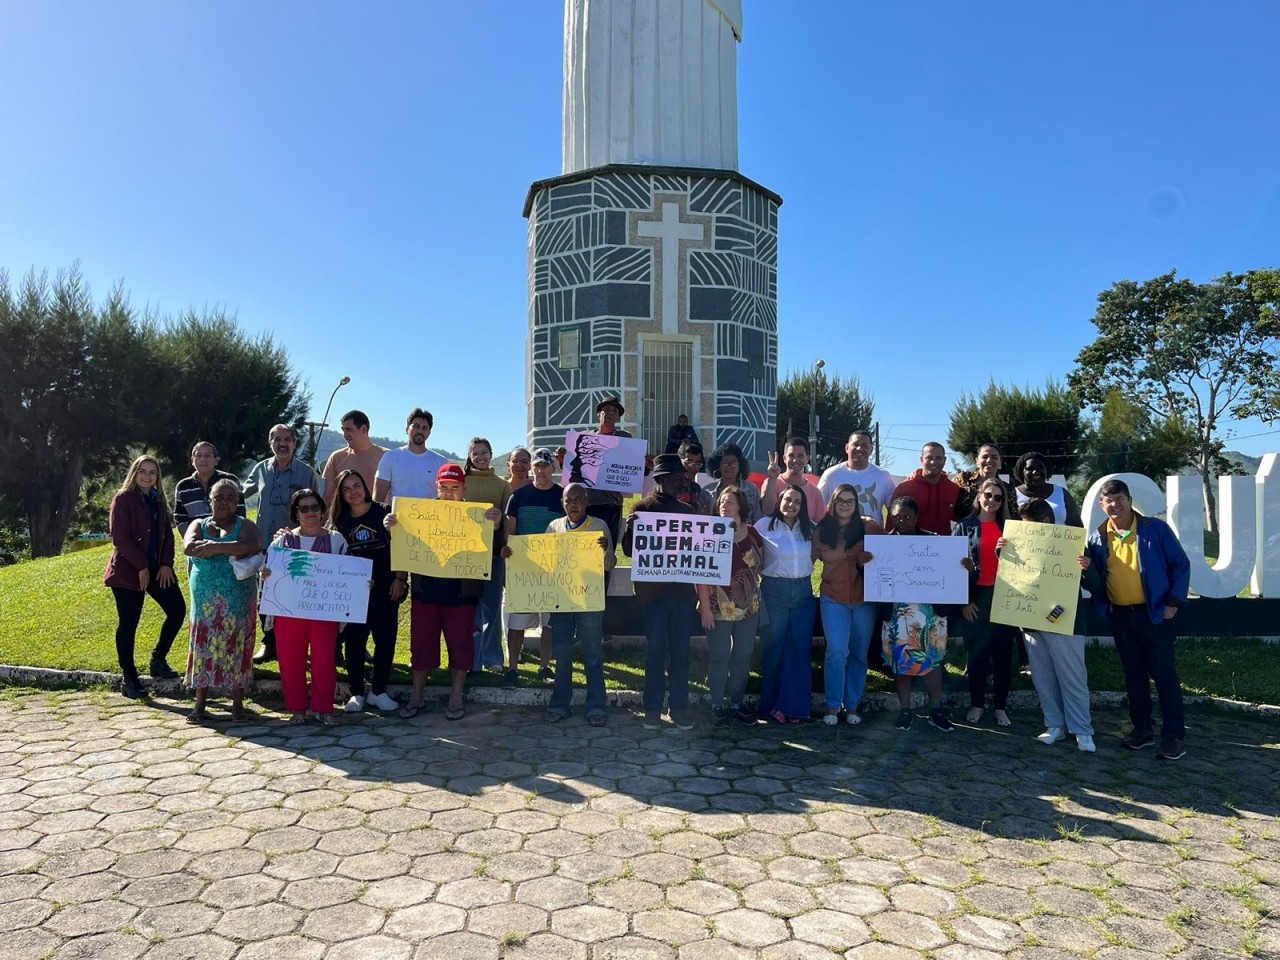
(753, 484), (818, 723)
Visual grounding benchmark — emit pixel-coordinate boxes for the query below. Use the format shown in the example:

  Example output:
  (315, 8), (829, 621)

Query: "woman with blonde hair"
(104, 455), (187, 699)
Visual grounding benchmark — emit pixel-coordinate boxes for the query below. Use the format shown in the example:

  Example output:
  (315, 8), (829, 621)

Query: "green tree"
(1068, 269), (1280, 532)
(948, 379), (1086, 478)
(154, 311), (310, 479)
(1083, 390), (1198, 487)
(776, 368), (875, 471)
(0, 268), (162, 557)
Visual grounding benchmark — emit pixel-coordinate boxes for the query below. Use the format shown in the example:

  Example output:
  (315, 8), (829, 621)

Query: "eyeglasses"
(833, 498), (857, 507)
(296, 503), (323, 514)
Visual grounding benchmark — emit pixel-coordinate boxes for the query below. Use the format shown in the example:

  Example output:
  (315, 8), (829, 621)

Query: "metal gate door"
(641, 339), (694, 453)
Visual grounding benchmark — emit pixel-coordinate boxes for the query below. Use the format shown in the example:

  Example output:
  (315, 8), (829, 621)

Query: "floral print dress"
(185, 517), (257, 692)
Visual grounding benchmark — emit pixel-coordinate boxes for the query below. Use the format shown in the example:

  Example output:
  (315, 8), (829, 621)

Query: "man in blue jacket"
(1085, 479), (1191, 760)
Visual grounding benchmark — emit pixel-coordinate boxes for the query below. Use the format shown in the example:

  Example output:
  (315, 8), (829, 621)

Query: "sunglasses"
(296, 503), (323, 514)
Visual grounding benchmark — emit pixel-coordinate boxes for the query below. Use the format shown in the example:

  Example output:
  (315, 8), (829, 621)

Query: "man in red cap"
(386, 463), (500, 720)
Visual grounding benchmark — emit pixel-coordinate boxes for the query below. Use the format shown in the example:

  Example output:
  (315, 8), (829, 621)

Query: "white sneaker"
(344, 695), (365, 713)
(845, 713), (862, 725)
(1036, 726), (1064, 745)
(366, 691), (398, 712)
(1077, 734), (1096, 753)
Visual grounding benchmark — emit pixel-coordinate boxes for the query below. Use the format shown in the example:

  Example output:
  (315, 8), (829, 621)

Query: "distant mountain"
(311, 432), (460, 467)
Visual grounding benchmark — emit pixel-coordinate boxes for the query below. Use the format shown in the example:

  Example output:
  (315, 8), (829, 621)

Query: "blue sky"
(2, 1), (1277, 472)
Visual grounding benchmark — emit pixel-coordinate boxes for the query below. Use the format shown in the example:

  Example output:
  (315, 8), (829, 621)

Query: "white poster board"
(863, 534), (970, 605)
(259, 546), (373, 624)
(629, 511), (733, 585)
(564, 429), (647, 494)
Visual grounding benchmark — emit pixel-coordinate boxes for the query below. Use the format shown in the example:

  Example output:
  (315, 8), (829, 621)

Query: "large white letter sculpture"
(1080, 454), (1280, 599)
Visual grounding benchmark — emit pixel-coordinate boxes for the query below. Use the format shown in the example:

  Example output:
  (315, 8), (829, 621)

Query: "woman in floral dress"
(183, 478), (262, 722)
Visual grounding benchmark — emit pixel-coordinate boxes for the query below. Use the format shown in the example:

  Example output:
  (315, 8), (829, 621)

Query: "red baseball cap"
(437, 463), (465, 485)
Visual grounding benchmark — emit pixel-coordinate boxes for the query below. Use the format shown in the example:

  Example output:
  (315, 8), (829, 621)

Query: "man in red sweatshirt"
(888, 442), (961, 535)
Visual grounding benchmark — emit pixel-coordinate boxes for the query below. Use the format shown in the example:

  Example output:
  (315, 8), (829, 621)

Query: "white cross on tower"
(637, 201), (705, 334)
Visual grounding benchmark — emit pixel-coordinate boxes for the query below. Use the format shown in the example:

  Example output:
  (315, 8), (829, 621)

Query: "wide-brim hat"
(595, 396), (625, 416)
(649, 453), (685, 478)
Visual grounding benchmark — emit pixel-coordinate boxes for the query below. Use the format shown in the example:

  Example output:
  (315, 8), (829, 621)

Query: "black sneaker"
(712, 707), (730, 727)
(501, 670), (519, 688)
(121, 677), (146, 700)
(537, 666), (554, 683)
(1125, 729), (1155, 751)
(252, 644), (277, 665)
(642, 712), (663, 729)
(149, 659), (180, 681)
(731, 706), (757, 726)
(1158, 738), (1186, 760)
(928, 710), (955, 733)
(895, 710), (913, 730)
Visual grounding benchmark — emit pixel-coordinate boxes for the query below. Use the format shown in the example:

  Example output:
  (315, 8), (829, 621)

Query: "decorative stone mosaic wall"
(524, 163), (780, 463)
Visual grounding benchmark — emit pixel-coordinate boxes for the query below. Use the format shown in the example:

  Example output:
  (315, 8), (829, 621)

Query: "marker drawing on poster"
(389, 497), (494, 580)
(990, 520), (1086, 634)
(506, 533), (606, 612)
(258, 546), (372, 624)
(629, 511), (733, 585)
(564, 429), (647, 494)
(863, 535), (970, 605)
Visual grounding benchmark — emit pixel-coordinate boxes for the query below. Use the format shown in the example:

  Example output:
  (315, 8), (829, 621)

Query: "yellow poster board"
(990, 520), (1086, 634)
(506, 533), (605, 613)
(389, 497), (493, 580)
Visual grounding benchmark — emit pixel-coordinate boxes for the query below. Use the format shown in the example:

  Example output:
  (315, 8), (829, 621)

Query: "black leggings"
(111, 577), (186, 679)
(342, 587), (400, 695)
(964, 585), (1015, 710)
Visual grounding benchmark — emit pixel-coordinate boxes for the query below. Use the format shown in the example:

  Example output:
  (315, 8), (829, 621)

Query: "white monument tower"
(524, 0), (780, 461)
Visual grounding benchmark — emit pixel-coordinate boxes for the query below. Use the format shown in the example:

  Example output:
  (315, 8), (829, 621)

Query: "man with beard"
(817, 430), (895, 523)
(374, 408), (447, 504)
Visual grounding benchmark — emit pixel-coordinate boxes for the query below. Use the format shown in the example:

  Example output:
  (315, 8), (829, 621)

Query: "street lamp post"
(809, 359), (825, 471)
(306, 375), (351, 468)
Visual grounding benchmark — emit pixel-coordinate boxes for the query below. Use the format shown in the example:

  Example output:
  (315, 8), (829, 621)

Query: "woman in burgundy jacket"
(104, 455), (187, 699)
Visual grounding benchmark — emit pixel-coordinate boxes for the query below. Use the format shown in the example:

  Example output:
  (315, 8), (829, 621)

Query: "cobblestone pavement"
(1, 690), (1277, 960)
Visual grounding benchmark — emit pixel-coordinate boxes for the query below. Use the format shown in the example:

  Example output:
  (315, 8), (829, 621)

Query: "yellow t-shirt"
(1106, 519), (1145, 606)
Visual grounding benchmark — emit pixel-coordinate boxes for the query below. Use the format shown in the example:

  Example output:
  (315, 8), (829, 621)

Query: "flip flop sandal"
(445, 706), (466, 721)
(399, 703), (424, 719)
(587, 715), (607, 727)
(185, 709), (206, 725)
(995, 711), (1012, 727)
(769, 709), (787, 725)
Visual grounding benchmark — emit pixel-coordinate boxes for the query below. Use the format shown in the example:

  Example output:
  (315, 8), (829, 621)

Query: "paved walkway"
(0, 690), (1277, 960)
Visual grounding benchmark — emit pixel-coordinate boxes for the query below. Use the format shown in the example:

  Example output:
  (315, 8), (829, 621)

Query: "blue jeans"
(548, 610), (606, 718)
(820, 598), (876, 712)
(1110, 605), (1185, 740)
(759, 576), (816, 718)
(473, 554), (506, 670)
(641, 595), (696, 714)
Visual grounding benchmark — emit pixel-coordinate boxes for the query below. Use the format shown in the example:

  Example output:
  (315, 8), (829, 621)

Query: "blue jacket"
(1085, 514), (1190, 625)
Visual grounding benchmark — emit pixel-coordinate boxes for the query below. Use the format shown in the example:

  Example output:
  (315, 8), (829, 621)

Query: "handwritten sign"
(629, 511), (733, 585)
(389, 497), (493, 580)
(990, 520), (1086, 634)
(564, 430), (647, 494)
(506, 533), (605, 612)
(863, 535), (970, 605)
(259, 546), (372, 623)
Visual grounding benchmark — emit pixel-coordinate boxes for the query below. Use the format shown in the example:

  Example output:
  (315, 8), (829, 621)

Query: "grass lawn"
(2, 544), (1277, 704)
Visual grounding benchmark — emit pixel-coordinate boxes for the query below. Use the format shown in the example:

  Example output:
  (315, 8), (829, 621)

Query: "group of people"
(103, 405), (1193, 760)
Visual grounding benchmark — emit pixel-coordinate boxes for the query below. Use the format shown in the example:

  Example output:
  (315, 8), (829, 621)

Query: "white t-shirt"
(375, 447), (448, 500)
(817, 462), (897, 521)
(753, 517), (815, 579)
